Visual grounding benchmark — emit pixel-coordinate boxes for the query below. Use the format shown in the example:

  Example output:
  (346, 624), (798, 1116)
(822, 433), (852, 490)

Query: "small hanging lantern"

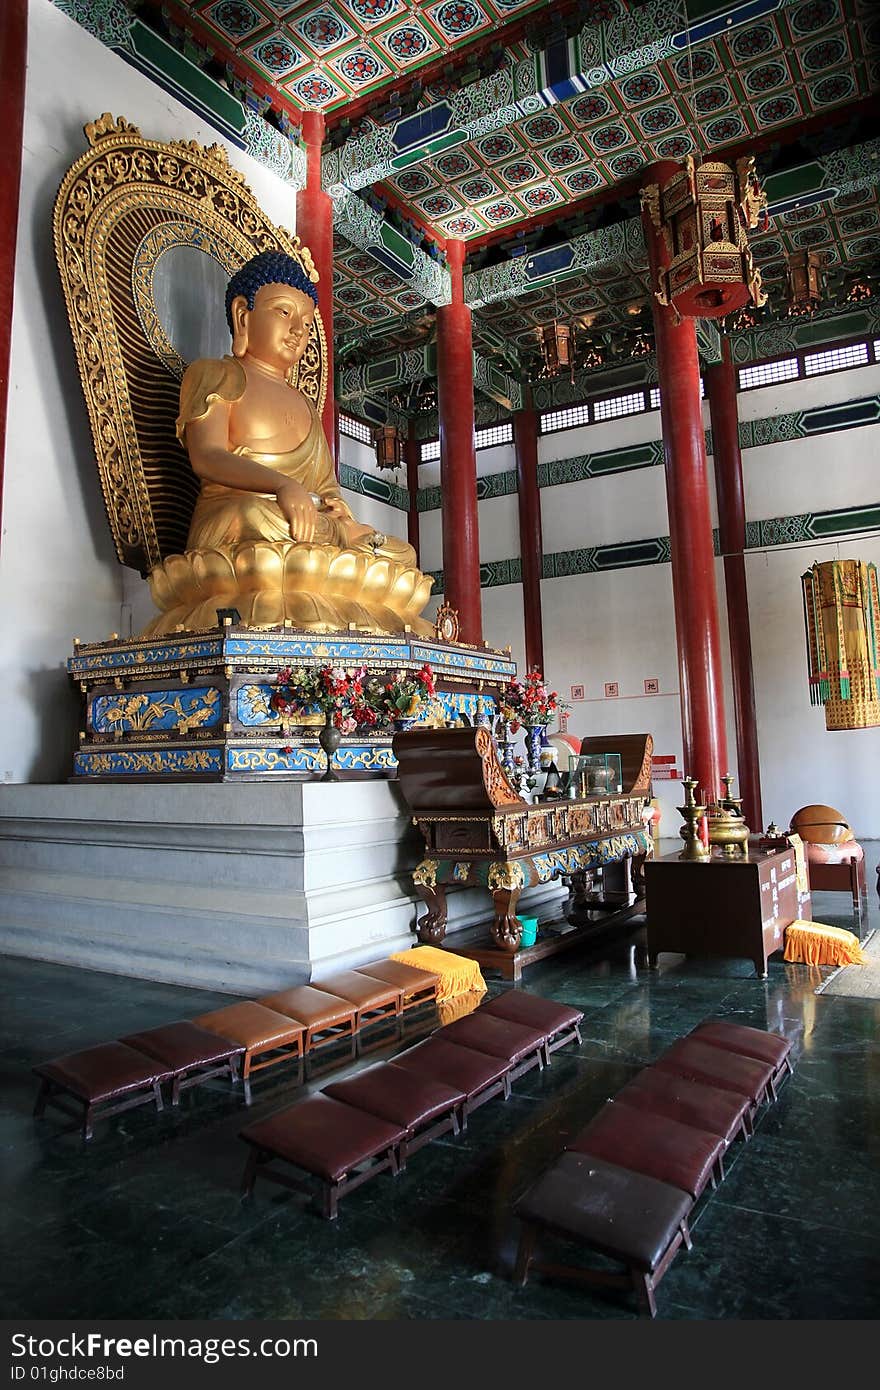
(785, 250), (825, 318)
(801, 559), (880, 730)
(844, 276), (873, 305)
(727, 302), (761, 333)
(579, 337), (605, 370)
(640, 155), (767, 318)
(538, 321), (573, 379)
(374, 422), (402, 472)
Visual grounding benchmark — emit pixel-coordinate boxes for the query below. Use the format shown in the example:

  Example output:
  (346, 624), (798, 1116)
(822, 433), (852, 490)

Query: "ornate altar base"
(0, 782), (564, 993)
(68, 625), (516, 781)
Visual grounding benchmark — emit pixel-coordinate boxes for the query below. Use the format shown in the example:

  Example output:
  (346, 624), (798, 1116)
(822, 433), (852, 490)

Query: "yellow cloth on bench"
(390, 946), (486, 1003)
(783, 919), (868, 967)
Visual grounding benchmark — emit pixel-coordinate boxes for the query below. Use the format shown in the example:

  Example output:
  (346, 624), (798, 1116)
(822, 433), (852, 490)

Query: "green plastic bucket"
(517, 916), (538, 948)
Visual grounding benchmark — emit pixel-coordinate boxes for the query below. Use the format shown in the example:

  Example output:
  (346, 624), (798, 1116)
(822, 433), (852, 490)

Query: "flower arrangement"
(377, 664), (436, 724)
(500, 667), (566, 729)
(272, 664), (379, 736)
(270, 661), (437, 735)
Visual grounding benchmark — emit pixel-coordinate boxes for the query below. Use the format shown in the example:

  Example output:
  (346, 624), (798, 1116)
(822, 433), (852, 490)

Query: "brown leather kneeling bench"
(513, 1151), (693, 1318)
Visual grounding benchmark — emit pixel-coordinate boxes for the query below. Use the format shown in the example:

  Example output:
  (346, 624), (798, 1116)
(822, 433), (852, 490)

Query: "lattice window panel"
(339, 413), (372, 445)
(421, 439), (441, 461)
(475, 423), (514, 450)
(738, 357), (800, 390)
(540, 403), (591, 433)
(593, 391), (646, 422)
(803, 342), (870, 376)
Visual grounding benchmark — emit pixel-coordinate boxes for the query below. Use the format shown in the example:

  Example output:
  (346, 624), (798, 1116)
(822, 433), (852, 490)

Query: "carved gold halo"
(54, 114), (328, 576)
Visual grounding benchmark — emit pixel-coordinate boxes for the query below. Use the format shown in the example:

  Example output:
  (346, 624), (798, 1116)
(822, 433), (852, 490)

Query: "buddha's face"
(232, 282), (316, 371)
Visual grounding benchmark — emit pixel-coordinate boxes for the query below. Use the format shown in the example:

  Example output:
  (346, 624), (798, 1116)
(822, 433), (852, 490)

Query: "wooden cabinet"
(644, 846), (810, 977)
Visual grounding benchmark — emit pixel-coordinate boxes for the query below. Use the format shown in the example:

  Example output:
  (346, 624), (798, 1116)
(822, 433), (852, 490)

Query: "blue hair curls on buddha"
(225, 250), (319, 333)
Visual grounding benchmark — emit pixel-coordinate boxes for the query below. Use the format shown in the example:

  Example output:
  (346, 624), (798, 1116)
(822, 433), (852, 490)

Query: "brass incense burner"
(707, 774), (750, 857)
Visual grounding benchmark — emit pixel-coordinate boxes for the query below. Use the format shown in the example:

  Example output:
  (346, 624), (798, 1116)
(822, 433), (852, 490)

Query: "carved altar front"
(393, 728), (653, 979)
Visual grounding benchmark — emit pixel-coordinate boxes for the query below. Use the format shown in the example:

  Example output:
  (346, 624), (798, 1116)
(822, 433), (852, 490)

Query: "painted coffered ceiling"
(66, 0), (880, 415)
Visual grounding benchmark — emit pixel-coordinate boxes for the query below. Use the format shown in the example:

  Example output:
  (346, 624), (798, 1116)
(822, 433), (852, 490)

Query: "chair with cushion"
(257, 985), (357, 1052)
(193, 1002), (306, 1103)
(567, 1099), (726, 1199)
(513, 1150), (693, 1318)
(119, 1021), (244, 1105)
(33, 1042), (172, 1141)
(239, 1093), (406, 1220)
(354, 958), (441, 1012)
(324, 1062), (463, 1165)
(790, 803), (869, 930)
(481, 991), (584, 1056)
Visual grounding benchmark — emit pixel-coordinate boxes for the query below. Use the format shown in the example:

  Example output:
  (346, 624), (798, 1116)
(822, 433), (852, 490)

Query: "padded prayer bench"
(324, 1062), (463, 1166)
(239, 1094), (405, 1220)
(33, 1042), (172, 1141)
(119, 1021), (243, 1105)
(353, 958), (441, 1012)
(481, 991), (584, 1055)
(193, 1002), (306, 1103)
(568, 1100), (726, 1199)
(513, 1152), (694, 1318)
(257, 986), (357, 1051)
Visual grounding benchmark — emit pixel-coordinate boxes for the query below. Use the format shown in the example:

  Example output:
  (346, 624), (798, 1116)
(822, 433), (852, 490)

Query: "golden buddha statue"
(143, 250), (433, 637)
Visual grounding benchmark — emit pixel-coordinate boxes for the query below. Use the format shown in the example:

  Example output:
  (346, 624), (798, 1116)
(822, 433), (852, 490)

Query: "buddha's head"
(226, 250), (320, 372)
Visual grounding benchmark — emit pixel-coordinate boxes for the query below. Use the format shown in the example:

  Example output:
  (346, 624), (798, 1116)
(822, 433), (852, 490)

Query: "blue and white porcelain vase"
(526, 725), (544, 777)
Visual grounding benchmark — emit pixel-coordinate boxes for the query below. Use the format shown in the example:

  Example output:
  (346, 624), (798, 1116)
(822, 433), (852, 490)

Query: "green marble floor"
(2, 888), (878, 1322)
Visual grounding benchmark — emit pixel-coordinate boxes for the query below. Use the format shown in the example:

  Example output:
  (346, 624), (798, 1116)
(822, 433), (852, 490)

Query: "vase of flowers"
(500, 668), (567, 777)
(271, 664), (379, 780)
(376, 663), (436, 729)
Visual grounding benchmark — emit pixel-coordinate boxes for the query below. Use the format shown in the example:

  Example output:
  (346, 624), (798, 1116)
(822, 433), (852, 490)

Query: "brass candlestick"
(720, 772), (744, 816)
(678, 776), (710, 861)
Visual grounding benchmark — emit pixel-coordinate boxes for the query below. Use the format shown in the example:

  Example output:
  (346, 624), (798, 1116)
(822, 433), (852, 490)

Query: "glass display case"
(569, 751), (623, 796)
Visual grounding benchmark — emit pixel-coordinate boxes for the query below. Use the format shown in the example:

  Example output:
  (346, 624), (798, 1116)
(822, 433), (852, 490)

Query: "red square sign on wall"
(644, 678), (660, 694)
(570, 684), (585, 701)
(604, 682), (619, 698)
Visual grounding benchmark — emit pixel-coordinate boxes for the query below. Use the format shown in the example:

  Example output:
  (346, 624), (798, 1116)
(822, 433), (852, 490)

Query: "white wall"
(536, 362), (880, 834)
(0, 0), (299, 782)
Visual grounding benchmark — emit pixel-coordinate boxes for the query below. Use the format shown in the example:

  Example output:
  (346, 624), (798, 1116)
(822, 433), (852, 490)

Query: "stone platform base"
(0, 782), (563, 993)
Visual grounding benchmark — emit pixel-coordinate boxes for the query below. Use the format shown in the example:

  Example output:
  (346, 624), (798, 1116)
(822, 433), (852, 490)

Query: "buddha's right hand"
(276, 479), (319, 543)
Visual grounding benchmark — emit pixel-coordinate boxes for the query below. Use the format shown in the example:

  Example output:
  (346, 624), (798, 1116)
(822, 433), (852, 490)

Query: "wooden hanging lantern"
(374, 422), (402, 472)
(785, 250), (825, 317)
(801, 559), (880, 730)
(539, 321), (573, 377)
(641, 155), (768, 319)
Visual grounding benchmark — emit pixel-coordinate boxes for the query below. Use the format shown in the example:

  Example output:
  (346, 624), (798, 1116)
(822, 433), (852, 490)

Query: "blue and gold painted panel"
(74, 747), (223, 777)
(69, 638), (222, 676)
(91, 688), (221, 733)
(410, 643), (516, 677)
(227, 747), (324, 774)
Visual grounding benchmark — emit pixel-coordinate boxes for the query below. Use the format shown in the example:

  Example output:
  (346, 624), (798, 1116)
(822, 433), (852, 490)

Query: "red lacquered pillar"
(436, 238), (482, 643)
(641, 162), (728, 801)
(0, 0), (28, 541)
(296, 111), (336, 463)
(405, 427), (421, 565)
(513, 397), (544, 673)
(706, 338), (763, 829)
